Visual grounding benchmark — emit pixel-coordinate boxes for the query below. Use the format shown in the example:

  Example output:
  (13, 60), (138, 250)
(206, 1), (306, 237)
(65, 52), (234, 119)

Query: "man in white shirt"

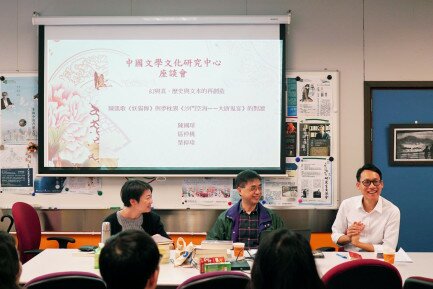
(331, 164), (400, 252)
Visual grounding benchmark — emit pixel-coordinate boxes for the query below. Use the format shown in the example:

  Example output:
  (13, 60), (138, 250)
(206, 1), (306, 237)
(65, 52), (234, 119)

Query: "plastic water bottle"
(101, 222), (111, 244)
(94, 243), (104, 269)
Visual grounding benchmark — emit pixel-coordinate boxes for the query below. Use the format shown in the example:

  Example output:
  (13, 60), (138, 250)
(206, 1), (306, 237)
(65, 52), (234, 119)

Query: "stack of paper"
(152, 235), (173, 260)
(152, 234), (173, 245)
(193, 247), (229, 263)
(200, 240), (233, 250)
(157, 244), (170, 264)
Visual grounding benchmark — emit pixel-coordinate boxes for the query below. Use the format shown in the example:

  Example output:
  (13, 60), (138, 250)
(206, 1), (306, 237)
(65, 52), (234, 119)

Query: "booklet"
(152, 234), (173, 245)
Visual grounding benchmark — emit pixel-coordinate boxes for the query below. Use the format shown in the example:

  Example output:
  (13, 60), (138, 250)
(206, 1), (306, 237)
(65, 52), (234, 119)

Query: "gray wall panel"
(364, 0), (433, 80)
(34, 0), (132, 16)
(132, 0), (247, 15)
(0, 0), (18, 70)
(18, 0), (37, 71)
(0, 208), (336, 233)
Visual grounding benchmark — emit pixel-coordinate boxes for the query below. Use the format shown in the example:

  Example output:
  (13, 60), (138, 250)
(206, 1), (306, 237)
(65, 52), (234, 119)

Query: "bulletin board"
(282, 71), (339, 209)
(0, 73), (116, 209)
(0, 71), (339, 209)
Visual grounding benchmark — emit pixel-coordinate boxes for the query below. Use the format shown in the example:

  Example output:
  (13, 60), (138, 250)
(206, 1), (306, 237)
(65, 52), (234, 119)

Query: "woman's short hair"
(251, 228), (324, 289)
(0, 231), (21, 289)
(120, 180), (153, 207)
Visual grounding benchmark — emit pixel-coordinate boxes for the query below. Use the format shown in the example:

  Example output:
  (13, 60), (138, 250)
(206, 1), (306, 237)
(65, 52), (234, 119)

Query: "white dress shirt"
(331, 195), (400, 252)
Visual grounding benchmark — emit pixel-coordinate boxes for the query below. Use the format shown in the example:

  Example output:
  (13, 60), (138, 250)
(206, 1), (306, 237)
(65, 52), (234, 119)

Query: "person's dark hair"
(250, 229), (324, 289)
(235, 170), (262, 188)
(100, 230), (160, 289)
(120, 179), (153, 207)
(0, 231), (21, 289)
(356, 164), (382, 181)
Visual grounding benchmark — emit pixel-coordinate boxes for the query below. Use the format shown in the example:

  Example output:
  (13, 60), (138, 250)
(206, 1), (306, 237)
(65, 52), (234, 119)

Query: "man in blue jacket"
(207, 170), (284, 249)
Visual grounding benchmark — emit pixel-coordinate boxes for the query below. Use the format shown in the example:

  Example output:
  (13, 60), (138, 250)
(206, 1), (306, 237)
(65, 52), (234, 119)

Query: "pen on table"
(336, 253), (348, 259)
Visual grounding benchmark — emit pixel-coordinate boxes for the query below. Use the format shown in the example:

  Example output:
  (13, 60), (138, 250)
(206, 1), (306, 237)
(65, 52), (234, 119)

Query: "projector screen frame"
(37, 18), (287, 176)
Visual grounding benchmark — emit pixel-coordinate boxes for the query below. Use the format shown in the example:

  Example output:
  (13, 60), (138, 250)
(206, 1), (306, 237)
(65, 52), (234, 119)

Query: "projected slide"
(44, 39), (282, 170)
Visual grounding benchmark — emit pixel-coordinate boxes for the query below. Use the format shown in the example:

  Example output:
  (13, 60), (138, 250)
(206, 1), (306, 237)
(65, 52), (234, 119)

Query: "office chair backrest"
(12, 202), (42, 263)
(177, 271), (250, 289)
(24, 271), (106, 289)
(322, 259), (402, 289)
(404, 276), (433, 289)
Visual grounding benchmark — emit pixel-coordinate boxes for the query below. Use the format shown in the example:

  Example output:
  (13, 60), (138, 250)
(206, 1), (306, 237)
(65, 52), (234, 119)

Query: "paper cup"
(383, 246), (395, 264)
(233, 242), (245, 260)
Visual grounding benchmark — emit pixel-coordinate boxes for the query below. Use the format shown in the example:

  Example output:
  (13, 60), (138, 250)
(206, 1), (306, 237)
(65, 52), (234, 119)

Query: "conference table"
(21, 249), (433, 288)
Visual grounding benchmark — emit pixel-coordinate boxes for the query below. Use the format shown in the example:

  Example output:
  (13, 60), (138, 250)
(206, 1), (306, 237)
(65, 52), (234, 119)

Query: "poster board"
(281, 71), (339, 209)
(0, 71), (339, 209)
(0, 73), (106, 209)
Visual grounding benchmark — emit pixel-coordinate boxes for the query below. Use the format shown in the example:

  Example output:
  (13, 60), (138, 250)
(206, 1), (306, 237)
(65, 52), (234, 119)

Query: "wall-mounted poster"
(297, 78), (332, 117)
(285, 120), (297, 157)
(285, 71), (339, 209)
(299, 122), (331, 156)
(297, 158), (332, 205)
(1, 74), (38, 145)
(0, 73), (38, 195)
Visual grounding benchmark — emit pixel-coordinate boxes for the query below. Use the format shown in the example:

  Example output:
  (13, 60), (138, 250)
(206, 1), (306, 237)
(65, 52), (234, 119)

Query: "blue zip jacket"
(206, 200), (284, 242)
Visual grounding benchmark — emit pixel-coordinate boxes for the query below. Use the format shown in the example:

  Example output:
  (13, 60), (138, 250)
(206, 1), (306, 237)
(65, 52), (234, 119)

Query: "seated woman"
(0, 231), (22, 289)
(104, 180), (170, 239)
(250, 228), (324, 289)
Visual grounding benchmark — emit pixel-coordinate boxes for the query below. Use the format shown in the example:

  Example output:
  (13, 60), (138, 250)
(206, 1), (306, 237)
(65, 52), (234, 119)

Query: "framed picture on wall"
(389, 123), (433, 165)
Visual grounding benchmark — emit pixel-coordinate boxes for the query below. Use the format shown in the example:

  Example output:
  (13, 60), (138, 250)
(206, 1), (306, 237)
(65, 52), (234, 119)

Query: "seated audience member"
(331, 164), (400, 252)
(104, 179), (169, 238)
(250, 228), (324, 289)
(100, 230), (160, 289)
(0, 231), (22, 289)
(207, 170), (284, 249)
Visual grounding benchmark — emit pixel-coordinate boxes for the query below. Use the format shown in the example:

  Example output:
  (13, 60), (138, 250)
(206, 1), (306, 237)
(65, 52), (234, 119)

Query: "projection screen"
(37, 16), (287, 176)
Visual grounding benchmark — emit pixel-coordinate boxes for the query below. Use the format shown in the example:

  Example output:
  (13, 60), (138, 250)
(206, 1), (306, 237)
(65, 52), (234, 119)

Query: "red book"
(199, 257), (226, 273)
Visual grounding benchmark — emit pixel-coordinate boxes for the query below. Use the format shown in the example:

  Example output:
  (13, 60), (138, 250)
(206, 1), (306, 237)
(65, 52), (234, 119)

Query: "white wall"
(364, 0), (433, 80)
(1, 0), (433, 206)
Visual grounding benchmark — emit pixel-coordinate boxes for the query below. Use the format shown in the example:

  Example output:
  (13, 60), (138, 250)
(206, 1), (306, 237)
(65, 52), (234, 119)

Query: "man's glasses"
(242, 185), (262, 192)
(361, 179), (382, 187)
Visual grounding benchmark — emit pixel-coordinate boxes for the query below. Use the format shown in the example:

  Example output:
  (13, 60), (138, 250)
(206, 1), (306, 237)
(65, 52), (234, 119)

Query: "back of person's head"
(0, 231), (21, 289)
(100, 230), (160, 289)
(251, 228), (324, 289)
(235, 170), (262, 188)
(120, 179), (153, 207)
(356, 163), (382, 181)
